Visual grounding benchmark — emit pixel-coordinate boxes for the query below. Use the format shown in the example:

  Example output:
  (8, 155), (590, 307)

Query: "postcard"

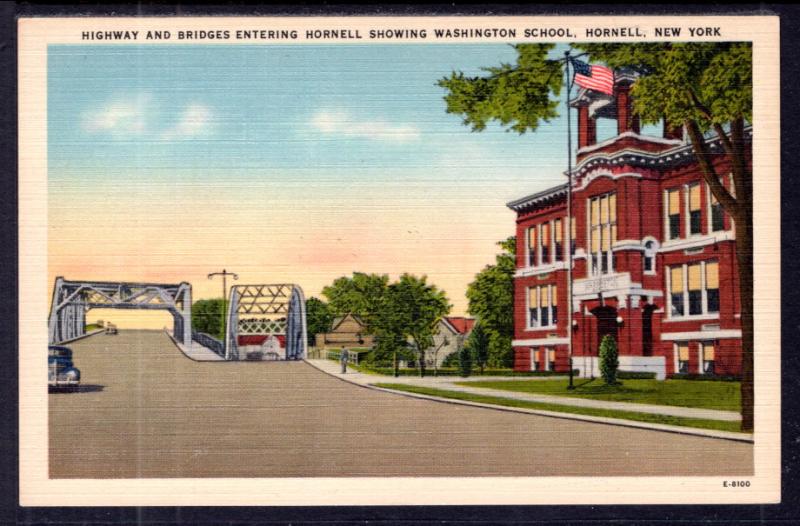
(18, 15), (780, 506)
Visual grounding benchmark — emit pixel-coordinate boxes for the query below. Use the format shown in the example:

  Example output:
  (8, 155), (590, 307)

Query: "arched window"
(643, 239), (658, 275)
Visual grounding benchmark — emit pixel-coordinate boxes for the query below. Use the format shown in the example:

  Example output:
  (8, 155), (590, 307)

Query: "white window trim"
(660, 230), (735, 252)
(661, 329), (740, 341)
(685, 182), (703, 238)
(513, 337), (570, 346)
(525, 220), (565, 270)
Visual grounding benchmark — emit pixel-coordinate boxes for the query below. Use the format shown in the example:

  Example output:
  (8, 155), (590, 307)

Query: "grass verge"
(373, 383), (744, 434)
(454, 378), (740, 411)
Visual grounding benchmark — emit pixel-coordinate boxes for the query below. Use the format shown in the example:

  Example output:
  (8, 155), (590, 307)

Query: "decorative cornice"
(506, 183), (567, 213)
(507, 126), (752, 214)
(572, 127), (753, 177)
(577, 131), (683, 156)
(574, 169), (643, 191)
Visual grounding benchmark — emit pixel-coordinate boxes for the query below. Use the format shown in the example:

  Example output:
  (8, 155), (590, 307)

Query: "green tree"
(305, 297), (334, 347)
(439, 43), (754, 431)
(372, 273), (452, 377)
(599, 334), (620, 386)
(458, 343), (473, 378)
(465, 237), (516, 368)
(469, 321), (490, 375)
(322, 272), (390, 328)
(191, 298), (227, 340)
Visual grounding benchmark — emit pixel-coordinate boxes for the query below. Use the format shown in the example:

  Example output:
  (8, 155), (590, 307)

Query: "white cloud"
(82, 96), (214, 141)
(310, 110), (420, 143)
(160, 103), (213, 141)
(82, 94), (150, 136)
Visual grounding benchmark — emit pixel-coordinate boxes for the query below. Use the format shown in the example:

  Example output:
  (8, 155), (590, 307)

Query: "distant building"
(507, 71), (748, 379)
(315, 313), (374, 349)
(424, 317), (476, 367)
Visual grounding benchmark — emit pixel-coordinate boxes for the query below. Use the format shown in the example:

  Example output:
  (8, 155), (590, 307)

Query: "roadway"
(49, 329), (753, 478)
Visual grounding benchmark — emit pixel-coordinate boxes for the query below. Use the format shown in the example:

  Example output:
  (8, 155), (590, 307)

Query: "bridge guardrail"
(191, 331), (225, 358)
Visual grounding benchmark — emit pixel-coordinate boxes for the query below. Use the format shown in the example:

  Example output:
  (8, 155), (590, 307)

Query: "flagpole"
(565, 50), (575, 391)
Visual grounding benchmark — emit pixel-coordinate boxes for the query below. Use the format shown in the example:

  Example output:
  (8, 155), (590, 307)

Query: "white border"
(19, 15), (780, 507)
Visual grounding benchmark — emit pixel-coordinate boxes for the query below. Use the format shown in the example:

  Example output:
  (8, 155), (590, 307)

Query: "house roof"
(442, 317), (476, 335)
(330, 313), (366, 332)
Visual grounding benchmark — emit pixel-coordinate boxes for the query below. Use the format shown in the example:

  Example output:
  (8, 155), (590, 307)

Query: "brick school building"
(507, 71), (749, 379)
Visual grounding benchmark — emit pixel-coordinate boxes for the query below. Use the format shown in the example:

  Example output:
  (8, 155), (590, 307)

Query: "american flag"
(571, 58), (614, 95)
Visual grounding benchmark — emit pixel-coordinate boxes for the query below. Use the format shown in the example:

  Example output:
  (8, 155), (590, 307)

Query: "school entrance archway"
(48, 277), (192, 346)
(590, 305), (618, 353)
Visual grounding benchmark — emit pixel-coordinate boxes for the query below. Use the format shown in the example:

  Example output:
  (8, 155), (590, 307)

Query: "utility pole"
(208, 269), (238, 338)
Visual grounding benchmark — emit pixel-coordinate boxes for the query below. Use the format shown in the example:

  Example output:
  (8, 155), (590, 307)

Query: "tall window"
(676, 342), (690, 373)
(701, 342), (715, 375)
(551, 286), (558, 326)
(554, 218), (563, 262)
(541, 222), (550, 264)
(527, 285), (558, 329)
(709, 185), (725, 232)
(570, 216), (577, 255)
(667, 188), (681, 240)
(528, 287), (538, 327)
(668, 260), (720, 318)
(527, 226), (537, 267)
(589, 193), (616, 275)
(670, 266), (684, 317)
(643, 240), (657, 274)
(532, 348), (543, 371)
(526, 219), (568, 268)
(540, 285), (550, 326)
(688, 263), (702, 315)
(706, 261), (720, 313)
(688, 184), (702, 235)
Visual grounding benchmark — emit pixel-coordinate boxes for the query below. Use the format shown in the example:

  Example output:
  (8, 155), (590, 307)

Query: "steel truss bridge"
(225, 284), (307, 361)
(48, 278), (307, 361)
(48, 277), (192, 346)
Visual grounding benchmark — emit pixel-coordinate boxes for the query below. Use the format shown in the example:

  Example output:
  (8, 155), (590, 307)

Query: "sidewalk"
(165, 330), (225, 361)
(306, 358), (741, 422)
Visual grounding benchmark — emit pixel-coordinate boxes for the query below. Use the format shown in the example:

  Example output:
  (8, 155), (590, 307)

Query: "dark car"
(48, 345), (80, 390)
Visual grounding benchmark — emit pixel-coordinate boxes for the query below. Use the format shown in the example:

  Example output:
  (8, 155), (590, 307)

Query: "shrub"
(670, 373), (741, 382)
(441, 351), (460, 368)
(458, 345), (472, 377)
(616, 371), (657, 380)
(599, 334), (619, 385)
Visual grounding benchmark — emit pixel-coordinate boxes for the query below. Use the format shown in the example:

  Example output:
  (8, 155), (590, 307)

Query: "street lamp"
(208, 269), (239, 338)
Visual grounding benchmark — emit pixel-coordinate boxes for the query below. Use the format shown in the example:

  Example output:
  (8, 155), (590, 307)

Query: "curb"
(55, 328), (105, 344)
(303, 359), (754, 444)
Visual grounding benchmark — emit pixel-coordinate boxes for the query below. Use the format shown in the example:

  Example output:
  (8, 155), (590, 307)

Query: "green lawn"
(373, 383), (744, 434)
(454, 378), (740, 412)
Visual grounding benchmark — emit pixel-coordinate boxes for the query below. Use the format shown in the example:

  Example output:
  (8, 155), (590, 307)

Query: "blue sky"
(46, 42), (618, 317)
(48, 43), (579, 185)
